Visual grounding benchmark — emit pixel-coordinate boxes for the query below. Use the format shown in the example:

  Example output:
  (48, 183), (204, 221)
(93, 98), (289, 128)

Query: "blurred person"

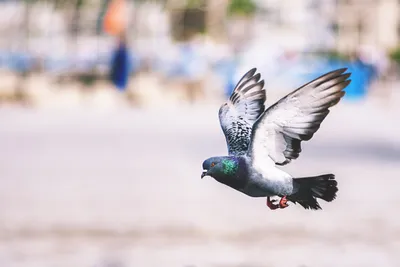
(109, 32), (132, 92)
(103, 0), (132, 92)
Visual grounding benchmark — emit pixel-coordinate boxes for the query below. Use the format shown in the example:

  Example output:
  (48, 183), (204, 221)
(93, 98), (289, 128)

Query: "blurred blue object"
(0, 51), (33, 73)
(344, 61), (371, 100)
(304, 58), (376, 101)
(110, 40), (132, 91)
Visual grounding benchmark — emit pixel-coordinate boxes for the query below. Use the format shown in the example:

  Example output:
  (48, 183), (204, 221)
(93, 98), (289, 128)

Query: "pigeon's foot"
(267, 196), (289, 210)
(279, 196), (289, 208)
(266, 197), (279, 210)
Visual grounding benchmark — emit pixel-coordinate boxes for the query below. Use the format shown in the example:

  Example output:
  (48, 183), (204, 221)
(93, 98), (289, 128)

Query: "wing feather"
(219, 68), (266, 156)
(249, 68), (351, 165)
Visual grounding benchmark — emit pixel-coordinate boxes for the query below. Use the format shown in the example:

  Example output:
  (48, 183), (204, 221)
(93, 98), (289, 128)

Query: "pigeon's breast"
(243, 168), (294, 197)
(240, 181), (276, 197)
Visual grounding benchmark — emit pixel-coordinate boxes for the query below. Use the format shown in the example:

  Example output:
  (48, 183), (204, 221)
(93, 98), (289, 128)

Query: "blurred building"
(252, 0), (337, 51)
(167, 0), (230, 42)
(334, 0), (400, 53)
(249, 0), (400, 55)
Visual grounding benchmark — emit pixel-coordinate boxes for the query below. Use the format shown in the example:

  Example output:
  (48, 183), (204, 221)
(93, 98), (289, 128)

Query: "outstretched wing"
(249, 68), (351, 166)
(219, 68), (266, 156)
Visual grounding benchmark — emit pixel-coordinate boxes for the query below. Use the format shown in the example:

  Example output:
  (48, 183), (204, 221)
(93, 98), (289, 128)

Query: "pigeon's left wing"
(248, 68), (351, 166)
(219, 68), (266, 156)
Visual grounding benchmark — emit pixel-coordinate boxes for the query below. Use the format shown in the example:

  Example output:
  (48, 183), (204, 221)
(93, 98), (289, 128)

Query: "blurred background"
(0, 0), (399, 266)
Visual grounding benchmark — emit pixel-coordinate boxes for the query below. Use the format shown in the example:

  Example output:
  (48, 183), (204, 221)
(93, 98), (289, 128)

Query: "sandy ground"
(0, 98), (399, 267)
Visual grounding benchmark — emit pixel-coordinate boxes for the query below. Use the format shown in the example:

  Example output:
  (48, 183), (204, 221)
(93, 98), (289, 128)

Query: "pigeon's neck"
(213, 156), (248, 190)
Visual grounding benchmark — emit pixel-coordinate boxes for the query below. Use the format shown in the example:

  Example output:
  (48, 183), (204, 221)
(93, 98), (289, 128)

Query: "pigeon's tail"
(288, 174), (338, 210)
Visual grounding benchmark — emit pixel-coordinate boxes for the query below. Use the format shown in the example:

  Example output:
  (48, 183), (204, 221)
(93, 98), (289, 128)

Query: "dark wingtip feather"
(241, 79), (265, 94)
(231, 68), (259, 94)
(321, 68), (348, 78)
(259, 80), (265, 89)
(231, 69), (263, 98)
(289, 67), (351, 95)
(329, 68), (348, 77)
(253, 73), (261, 82)
(314, 69), (351, 88)
(342, 73), (351, 80)
(244, 68), (257, 78)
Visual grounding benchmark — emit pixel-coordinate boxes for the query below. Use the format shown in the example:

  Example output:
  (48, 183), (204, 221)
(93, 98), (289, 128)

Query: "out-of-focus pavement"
(0, 96), (399, 267)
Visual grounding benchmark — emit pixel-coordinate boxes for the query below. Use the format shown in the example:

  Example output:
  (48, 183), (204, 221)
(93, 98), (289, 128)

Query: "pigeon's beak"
(201, 170), (208, 179)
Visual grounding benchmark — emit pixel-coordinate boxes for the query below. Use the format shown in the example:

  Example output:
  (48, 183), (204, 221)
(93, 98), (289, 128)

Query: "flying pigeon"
(201, 68), (351, 210)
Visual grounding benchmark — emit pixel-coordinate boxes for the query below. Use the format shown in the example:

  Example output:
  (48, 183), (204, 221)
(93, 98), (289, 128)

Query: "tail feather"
(288, 174), (338, 210)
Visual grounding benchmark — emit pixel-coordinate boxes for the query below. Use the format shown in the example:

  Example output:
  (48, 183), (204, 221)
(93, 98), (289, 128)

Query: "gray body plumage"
(209, 155), (295, 197)
(202, 67), (351, 209)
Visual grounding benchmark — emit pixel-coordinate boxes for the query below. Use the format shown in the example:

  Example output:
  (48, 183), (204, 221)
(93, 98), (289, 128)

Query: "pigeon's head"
(201, 156), (239, 179)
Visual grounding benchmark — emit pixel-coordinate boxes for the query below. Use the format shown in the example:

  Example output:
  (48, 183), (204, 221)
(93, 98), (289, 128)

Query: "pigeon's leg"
(279, 196), (289, 208)
(266, 197), (279, 210)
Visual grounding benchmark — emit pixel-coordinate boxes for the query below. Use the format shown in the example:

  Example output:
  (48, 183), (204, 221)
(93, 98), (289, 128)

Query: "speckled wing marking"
(219, 68), (266, 156)
(249, 68), (351, 166)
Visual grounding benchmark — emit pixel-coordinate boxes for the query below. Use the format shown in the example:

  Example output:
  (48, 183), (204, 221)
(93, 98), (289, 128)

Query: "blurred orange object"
(103, 0), (127, 36)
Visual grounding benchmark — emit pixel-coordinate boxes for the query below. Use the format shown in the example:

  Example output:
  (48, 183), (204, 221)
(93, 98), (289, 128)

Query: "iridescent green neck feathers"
(222, 159), (238, 176)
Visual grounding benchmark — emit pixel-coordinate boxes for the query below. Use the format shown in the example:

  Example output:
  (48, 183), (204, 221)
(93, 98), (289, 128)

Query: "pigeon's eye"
(211, 162), (215, 167)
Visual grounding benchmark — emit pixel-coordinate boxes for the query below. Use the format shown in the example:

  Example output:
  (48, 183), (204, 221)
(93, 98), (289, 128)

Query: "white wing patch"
(249, 68), (351, 169)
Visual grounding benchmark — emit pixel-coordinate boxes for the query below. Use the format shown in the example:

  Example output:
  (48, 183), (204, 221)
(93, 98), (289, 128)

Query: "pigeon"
(201, 68), (351, 210)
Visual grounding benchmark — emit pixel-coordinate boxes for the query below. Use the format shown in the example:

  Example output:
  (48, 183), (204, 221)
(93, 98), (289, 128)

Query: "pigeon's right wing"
(219, 68), (266, 156)
(248, 68), (351, 166)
